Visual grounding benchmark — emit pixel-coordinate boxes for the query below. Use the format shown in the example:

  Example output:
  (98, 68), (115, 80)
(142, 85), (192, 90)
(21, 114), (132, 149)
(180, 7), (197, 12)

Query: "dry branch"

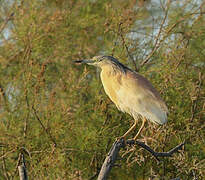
(97, 139), (124, 180)
(127, 140), (185, 161)
(18, 153), (28, 180)
(97, 139), (185, 180)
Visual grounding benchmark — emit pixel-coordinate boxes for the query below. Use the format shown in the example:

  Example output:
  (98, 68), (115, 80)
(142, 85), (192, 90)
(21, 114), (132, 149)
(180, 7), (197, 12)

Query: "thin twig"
(140, 1), (204, 67)
(0, 12), (14, 34)
(24, 94), (30, 138)
(32, 106), (57, 147)
(11, 152), (22, 179)
(0, 149), (16, 160)
(118, 23), (138, 72)
(140, 1), (170, 67)
(2, 150), (10, 180)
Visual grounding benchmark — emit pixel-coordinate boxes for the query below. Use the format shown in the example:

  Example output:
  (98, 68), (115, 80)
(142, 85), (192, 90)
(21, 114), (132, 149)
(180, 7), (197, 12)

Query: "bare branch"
(18, 153), (28, 180)
(97, 139), (124, 180)
(97, 139), (185, 180)
(127, 140), (185, 161)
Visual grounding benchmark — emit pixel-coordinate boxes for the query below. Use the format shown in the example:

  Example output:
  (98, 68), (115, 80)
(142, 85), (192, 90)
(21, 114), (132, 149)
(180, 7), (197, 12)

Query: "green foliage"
(0, 0), (204, 179)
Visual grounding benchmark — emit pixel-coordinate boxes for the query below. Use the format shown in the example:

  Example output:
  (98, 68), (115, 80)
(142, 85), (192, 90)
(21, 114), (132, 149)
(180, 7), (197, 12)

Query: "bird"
(74, 55), (168, 141)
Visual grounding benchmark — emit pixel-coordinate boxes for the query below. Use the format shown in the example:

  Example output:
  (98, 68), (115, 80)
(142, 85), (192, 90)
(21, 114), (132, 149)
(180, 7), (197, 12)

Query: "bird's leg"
(133, 117), (146, 141)
(120, 119), (137, 141)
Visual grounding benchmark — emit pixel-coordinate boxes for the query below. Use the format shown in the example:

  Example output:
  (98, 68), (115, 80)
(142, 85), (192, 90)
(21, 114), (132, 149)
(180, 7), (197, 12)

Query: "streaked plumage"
(75, 55), (168, 140)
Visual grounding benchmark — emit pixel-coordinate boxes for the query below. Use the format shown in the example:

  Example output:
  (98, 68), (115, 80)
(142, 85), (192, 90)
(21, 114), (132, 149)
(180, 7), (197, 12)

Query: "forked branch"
(97, 139), (185, 180)
(127, 140), (185, 161)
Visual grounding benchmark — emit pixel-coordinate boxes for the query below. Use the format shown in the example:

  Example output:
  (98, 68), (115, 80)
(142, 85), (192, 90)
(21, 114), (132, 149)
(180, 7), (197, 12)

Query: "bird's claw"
(127, 138), (136, 146)
(116, 136), (127, 146)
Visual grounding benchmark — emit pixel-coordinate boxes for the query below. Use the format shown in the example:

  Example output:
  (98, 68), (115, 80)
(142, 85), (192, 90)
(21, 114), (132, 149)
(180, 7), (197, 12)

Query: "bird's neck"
(100, 64), (124, 77)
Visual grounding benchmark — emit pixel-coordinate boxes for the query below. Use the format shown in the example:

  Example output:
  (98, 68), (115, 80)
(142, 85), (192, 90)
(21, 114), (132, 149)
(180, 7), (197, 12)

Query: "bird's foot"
(115, 136), (127, 146)
(128, 138), (136, 142)
(126, 138), (136, 146)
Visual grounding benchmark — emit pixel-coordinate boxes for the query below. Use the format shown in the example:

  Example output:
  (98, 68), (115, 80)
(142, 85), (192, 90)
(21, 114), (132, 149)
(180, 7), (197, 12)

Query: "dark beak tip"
(73, 60), (83, 64)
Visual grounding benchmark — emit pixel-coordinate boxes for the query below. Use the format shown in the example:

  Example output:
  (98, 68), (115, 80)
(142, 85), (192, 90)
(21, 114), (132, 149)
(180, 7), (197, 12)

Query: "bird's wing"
(115, 70), (168, 124)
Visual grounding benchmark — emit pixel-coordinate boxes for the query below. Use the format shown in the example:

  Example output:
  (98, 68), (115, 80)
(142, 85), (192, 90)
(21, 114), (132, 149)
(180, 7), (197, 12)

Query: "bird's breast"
(100, 68), (122, 107)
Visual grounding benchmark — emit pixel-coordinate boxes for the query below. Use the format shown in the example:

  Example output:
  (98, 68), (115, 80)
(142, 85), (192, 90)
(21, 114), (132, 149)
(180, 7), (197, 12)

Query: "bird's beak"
(73, 59), (94, 65)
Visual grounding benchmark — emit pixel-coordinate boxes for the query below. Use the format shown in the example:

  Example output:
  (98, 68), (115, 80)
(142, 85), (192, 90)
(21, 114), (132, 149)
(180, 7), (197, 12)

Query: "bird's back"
(100, 64), (168, 125)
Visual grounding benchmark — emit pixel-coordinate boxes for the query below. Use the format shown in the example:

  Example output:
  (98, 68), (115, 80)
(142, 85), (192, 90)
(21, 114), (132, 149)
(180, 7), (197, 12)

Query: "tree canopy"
(0, 0), (204, 179)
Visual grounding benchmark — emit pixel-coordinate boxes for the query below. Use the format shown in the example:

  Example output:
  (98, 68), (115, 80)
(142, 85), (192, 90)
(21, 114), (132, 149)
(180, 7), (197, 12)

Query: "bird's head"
(74, 55), (120, 68)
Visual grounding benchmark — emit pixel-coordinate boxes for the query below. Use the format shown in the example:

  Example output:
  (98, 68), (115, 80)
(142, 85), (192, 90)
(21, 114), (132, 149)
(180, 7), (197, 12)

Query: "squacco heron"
(75, 56), (168, 141)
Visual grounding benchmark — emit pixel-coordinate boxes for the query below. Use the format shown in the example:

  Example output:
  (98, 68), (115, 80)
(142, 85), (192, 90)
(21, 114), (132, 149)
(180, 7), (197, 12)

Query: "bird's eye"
(99, 57), (104, 61)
